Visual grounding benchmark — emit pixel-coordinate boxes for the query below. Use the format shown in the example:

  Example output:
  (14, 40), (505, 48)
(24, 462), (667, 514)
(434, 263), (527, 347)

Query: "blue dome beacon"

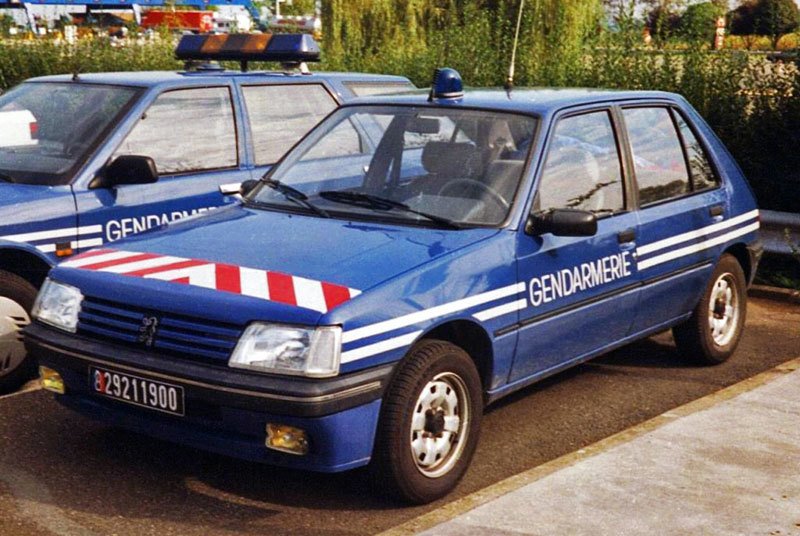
(29, 65), (761, 505)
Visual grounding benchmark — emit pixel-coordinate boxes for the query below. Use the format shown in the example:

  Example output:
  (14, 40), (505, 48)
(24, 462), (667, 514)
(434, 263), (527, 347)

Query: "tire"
(0, 270), (37, 394)
(673, 254), (747, 365)
(370, 339), (482, 504)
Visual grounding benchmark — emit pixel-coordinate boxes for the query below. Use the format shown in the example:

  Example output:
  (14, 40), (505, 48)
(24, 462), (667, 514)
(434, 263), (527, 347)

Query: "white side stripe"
(473, 299), (528, 322)
(342, 282), (525, 344)
(341, 331), (423, 364)
(638, 222), (760, 270)
(77, 238), (104, 250)
(0, 224), (102, 243)
(637, 210), (758, 257)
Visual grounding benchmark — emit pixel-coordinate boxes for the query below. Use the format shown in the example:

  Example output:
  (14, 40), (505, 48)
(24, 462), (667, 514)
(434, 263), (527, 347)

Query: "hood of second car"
(82, 205), (500, 294)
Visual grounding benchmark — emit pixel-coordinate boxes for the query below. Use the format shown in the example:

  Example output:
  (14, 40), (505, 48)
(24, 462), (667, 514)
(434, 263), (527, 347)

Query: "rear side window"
(673, 111), (718, 191)
(114, 87), (237, 175)
(242, 84), (337, 165)
(538, 110), (625, 214)
(623, 107), (690, 205)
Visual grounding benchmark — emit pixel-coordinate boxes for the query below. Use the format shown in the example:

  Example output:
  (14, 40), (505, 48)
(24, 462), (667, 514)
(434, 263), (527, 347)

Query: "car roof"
(348, 87), (685, 115)
(26, 70), (413, 89)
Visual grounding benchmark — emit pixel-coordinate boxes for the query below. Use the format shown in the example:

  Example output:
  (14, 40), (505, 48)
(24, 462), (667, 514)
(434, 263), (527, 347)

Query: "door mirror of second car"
(91, 155), (159, 189)
(526, 208), (598, 237)
(219, 179), (259, 197)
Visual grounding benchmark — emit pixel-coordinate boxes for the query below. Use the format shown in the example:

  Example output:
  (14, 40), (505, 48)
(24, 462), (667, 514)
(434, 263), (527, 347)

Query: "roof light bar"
(175, 33), (321, 65)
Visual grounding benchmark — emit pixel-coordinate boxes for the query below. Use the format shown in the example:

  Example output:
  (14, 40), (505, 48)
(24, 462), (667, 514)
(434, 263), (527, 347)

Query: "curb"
(749, 284), (800, 304)
(380, 357), (800, 536)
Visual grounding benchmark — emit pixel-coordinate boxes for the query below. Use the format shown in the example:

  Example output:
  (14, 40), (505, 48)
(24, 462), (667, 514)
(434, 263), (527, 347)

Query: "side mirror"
(526, 208), (597, 237)
(220, 179), (259, 197)
(91, 155), (158, 189)
(240, 179), (259, 197)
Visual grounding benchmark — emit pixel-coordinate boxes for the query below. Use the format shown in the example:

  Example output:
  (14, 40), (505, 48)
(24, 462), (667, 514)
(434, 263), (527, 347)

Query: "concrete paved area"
(415, 360), (800, 536)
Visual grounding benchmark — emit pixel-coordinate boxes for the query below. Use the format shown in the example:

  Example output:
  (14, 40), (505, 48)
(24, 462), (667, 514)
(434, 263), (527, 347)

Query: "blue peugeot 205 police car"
(0, 33), (413, 392)
(27, 69), (761, 503)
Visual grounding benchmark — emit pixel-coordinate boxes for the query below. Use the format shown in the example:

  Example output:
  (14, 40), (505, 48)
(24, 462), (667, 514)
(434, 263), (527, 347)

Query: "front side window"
(537, 111), (625, 214)
(114, 87), (237, 175)
(242, 84), (337, 165)
(0, 82), (140, 185)
(251, 106), (537, 227)
(624, 107), (691, 205)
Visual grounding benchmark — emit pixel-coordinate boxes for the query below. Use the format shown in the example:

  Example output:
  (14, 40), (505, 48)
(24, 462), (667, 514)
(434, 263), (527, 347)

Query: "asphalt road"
(0, 296), (798, 536)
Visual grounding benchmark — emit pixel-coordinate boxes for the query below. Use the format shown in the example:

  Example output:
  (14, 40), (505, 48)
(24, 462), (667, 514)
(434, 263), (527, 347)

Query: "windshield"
(0, 82), (140, 185)
(252, 105), (537, 227)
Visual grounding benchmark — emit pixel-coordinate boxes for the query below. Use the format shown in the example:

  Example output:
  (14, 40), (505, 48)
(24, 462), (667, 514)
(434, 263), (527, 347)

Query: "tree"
(677, 2), (724, 43)
(729, 1), (759, 47)
(754, 0), (799, 49)
(646, 4), (682, 43)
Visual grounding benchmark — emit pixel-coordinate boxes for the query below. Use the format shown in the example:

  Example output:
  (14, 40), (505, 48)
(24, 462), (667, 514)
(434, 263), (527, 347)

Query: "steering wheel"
(438, 179), (510, 215)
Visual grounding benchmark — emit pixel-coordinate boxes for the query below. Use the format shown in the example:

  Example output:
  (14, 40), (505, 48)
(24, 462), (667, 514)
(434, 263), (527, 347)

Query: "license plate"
(89, 367), (185, 416)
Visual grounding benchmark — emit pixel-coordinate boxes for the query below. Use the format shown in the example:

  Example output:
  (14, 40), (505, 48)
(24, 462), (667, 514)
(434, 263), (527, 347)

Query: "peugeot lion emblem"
(137, 315), (159, 347)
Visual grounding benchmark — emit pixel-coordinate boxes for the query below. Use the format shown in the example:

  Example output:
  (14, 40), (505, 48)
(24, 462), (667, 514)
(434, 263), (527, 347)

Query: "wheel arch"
(420, 319), (494, 395)
(723, 243), (752, 283)
(0, 245), (53, 290)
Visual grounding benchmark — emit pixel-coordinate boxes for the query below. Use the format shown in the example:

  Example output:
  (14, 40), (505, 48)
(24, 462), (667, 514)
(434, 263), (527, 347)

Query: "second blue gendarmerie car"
(0, 33), (413, 393)
(27, 69), (762, 504)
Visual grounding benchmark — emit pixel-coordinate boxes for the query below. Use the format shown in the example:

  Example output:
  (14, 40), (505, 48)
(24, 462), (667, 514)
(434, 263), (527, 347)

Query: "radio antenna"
(505, 0), (525, 96)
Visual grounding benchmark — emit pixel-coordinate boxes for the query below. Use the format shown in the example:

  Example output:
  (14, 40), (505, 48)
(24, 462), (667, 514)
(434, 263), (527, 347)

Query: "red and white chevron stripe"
(61, 248), (361, 314)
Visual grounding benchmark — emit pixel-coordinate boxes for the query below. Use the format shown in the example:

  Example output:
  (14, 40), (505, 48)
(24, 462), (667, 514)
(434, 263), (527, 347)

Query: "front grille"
(77, 296), (242, 362)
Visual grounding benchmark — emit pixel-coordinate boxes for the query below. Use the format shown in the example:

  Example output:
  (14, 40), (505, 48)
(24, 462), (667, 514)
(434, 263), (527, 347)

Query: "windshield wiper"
(261, 179), (329, 218)
(319, 190), (462, 230)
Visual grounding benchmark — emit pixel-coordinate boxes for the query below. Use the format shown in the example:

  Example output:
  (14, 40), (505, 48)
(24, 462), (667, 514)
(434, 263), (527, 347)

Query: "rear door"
(621, 105), (726, 334)
(510, 107), (639, 382)
(74, 84), (248, 246)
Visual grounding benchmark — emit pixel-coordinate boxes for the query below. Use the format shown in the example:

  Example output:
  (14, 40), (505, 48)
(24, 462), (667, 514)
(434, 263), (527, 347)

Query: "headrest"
(421, 141), (480, 177)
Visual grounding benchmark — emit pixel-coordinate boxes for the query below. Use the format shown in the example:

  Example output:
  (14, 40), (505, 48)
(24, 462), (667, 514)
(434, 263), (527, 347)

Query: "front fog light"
(266, 423), (309, 455)
(31, 278), (83, 333)
(39, 366), (65, 394)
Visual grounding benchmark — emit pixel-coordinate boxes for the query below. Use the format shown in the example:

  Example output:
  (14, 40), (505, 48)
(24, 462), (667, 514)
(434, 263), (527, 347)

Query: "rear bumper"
(746, 238), (764, 286)
(25, 322), (394, 472)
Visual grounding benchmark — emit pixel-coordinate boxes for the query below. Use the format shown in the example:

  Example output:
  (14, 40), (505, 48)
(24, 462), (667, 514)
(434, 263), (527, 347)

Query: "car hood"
(54, 205), (499, 322)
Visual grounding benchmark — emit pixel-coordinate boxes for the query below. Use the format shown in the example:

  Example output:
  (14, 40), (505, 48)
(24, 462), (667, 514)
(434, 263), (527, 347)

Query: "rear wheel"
(673, 254), (747, 365)
(0, 271), (36, 394)
(371, 340), (482, 504)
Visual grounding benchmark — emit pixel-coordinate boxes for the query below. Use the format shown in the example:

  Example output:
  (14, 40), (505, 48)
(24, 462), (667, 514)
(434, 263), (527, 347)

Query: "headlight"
(31, 278), (83, 333)
(229, 323), (341, 378)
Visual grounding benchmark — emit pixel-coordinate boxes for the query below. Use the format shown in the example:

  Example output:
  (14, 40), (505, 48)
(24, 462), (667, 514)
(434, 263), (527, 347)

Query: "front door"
(511, 108), (639, 383)
(74, 86), (247, 248)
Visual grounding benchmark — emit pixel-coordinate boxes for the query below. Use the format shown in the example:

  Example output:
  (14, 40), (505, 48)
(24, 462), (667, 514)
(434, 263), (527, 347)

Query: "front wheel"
(673, 254), (747, 365)
(0, 270), (37, 394)
(371, 340), (482, 504)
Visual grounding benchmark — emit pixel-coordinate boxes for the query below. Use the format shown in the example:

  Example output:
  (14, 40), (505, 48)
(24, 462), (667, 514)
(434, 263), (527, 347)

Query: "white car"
(0, 110), (38, 147)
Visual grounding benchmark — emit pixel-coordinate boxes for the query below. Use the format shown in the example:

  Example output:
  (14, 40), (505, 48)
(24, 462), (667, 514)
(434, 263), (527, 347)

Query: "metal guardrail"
(760, 210), (800, 256)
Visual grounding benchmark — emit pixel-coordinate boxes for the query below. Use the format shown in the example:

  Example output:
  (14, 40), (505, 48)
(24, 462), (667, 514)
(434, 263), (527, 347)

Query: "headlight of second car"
(228, 323), (342, 378)
(31, 278), (83, 333)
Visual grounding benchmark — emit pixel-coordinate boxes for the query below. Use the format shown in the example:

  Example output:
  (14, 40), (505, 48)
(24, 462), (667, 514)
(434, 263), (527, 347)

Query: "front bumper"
(25, 322), (395, 472)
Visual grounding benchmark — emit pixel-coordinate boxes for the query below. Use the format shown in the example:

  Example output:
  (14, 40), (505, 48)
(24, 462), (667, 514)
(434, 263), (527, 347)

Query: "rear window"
(344, 81), (416, 97)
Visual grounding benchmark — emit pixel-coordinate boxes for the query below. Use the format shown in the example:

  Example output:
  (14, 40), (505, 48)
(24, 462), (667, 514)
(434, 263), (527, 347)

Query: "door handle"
(617, 229), (636, 243)
(709, 205), (724, 217)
